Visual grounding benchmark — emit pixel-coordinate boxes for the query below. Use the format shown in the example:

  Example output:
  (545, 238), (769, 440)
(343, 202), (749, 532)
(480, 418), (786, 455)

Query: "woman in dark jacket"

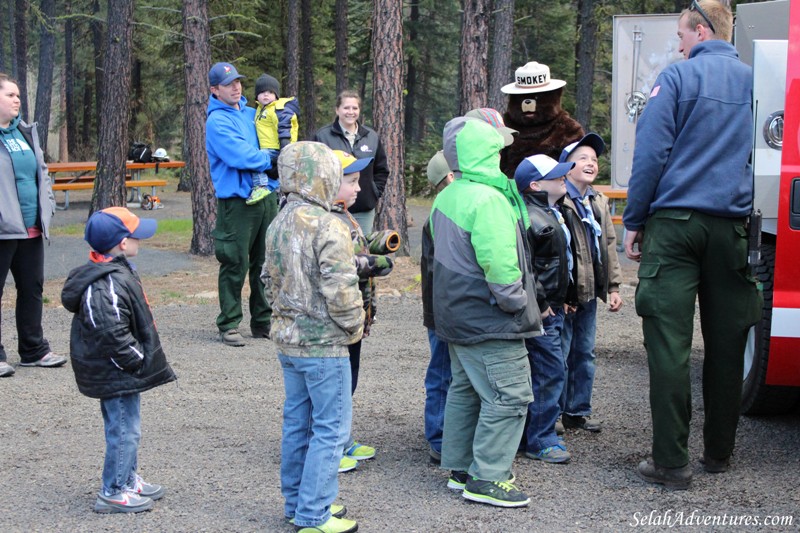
(0, 73), (63, 377)
(313, 90), (390, 233)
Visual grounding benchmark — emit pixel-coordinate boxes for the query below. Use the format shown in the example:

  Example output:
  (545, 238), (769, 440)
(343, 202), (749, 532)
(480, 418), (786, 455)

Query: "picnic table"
(48, 160), (185, 209)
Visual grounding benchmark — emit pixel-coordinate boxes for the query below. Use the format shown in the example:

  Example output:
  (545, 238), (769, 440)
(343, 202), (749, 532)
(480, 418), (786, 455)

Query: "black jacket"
(421, 219), (434, 329)
(61, 255), (176, 399)
(523, 190), (575, 308)
(313, 120), (389, 213)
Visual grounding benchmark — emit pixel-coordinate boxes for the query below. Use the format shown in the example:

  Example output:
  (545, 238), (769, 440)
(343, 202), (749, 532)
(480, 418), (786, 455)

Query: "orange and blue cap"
(84, 207), (157, 253)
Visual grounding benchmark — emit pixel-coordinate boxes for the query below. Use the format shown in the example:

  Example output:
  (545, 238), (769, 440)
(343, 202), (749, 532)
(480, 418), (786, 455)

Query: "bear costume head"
(500, 62), (584, 179)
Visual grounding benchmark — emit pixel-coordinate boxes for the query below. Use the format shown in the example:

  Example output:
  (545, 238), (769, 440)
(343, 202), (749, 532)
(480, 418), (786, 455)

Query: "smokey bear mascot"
(500, 62), (584, 178)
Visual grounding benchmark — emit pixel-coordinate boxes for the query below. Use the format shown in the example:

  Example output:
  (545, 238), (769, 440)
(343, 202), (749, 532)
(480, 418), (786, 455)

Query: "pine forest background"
(1, 0), (762, 255)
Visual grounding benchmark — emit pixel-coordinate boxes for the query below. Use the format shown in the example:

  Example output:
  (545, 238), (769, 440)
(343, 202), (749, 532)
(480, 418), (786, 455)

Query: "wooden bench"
(53, 179), (167, 210)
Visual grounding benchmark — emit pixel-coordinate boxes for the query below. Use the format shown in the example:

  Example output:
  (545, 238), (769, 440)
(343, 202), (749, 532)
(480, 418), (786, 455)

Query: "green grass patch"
(51, 218), (194, 252)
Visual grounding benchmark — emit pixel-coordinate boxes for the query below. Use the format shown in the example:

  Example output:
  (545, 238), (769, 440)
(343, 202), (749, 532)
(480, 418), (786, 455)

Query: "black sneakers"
(462, 477), (530, 508)
(562, 414), (602, 432)
(636, 458), (692, 490)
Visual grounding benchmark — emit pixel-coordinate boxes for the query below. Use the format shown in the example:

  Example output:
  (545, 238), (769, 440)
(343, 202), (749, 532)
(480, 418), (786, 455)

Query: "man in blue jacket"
(206, 62), (275, 347)
(623, 1), (761, 489)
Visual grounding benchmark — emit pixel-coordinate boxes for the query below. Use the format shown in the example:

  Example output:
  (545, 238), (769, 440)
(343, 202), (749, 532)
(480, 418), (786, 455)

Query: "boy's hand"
(608, 291), (623, 312)
(541, 306), (555, 320)
(563, 303), (577, 314)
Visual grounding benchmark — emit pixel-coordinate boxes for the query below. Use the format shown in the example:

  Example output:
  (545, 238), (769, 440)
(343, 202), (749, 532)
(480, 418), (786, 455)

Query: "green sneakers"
(289, 504), (347, 524)
(245, 185), (272, 206)
(344, 442), (375, 460)
(295, 515), (358, 533)
(338, 456), (358, 473)
(462, 477), (530, 508)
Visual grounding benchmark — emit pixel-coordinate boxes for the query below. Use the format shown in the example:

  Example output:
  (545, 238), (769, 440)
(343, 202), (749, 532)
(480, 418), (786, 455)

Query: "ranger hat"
(501, 62), (567, 94)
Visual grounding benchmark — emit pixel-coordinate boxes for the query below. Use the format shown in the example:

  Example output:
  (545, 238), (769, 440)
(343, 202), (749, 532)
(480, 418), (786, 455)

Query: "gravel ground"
(1, 186), (798, 531)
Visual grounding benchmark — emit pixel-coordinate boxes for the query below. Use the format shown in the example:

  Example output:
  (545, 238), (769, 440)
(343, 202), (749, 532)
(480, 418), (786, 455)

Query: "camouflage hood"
(278, 141), (342, 210)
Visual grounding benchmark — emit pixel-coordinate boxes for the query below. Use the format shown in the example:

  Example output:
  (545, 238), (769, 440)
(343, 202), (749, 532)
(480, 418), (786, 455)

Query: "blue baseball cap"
(209, 62), (245, 86)
(85, 207), (157, 253)
(559, 132), (605, 163)
(514, 154), (574, 192)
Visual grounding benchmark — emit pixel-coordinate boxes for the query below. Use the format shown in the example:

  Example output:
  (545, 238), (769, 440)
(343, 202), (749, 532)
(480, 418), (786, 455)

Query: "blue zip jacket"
(623, 40), (753, 231)
(206, 95), (271, 199)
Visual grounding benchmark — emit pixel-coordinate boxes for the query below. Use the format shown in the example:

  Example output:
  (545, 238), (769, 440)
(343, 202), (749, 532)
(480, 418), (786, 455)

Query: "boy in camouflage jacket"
(261, 141), (364, 533)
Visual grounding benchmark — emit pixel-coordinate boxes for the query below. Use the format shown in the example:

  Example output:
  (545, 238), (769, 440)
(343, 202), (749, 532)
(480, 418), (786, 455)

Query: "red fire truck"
(740, 0), (800, 414)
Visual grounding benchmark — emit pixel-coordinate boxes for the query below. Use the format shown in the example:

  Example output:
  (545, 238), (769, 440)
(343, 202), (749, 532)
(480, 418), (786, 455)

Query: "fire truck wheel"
(741, 242), (800, 415)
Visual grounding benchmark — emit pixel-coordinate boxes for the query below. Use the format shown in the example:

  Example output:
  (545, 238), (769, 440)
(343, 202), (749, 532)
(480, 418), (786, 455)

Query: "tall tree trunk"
(58, 64), (67, 161)
(489, 0), (514, 114)
(34, 0), (56, 157)
(91, 0), (104, 142)
(130, 58), (142, 140)
(65, 0), (77, 159)
(334, 0), (348, 95)
(14, 0), (28, 121)
(574, 0), (597, 129)
(182, 0), (215, 256)
(372, 0), (408, 255)
(459, 0), (490, 114)
(285, 0), (300, 97)
(300, 0), (316, 138)
(404, 0), (418, 142)
(81, 81), (92, 157)
(91, 0), (134, 213)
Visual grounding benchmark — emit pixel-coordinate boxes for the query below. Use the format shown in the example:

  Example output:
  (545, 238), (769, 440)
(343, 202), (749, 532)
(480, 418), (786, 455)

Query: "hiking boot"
(19, 352), (67, 367)
(462, 477), (530, 508)
(219, 329), (246, 347)
(555, 417), (565, 435)
(288, 504), (347, 524)
(251, 326), (271, 339)
(246, 186), (272, 206)
(525, 444), (571, 464)
(0, 361), (15, 377)
(130, 474), (165, 501)
(93, 490), (153, 514)
(295, 515), (358, 533)
(701, 452), (731, 473)
(636, 458), (692, 490)
(447, 470), (468, 491)
(344, 442), (375, 460)
(562, 414), (602, 432)
(338, 456), (358, 473)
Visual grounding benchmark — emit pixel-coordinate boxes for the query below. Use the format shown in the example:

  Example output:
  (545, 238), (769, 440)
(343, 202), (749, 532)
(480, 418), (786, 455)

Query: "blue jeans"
(561, 299), (598, 416)
(525, 309), (566, 453)
(279, 355), (352, 528)
(424, 328), (451, 454)
(100, 393), (141, 496)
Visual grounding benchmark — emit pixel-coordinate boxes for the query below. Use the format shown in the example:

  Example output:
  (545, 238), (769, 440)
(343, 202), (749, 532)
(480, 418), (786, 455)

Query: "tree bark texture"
(285, 0), (300, 97)
(14, 0), (29, 122)
(91, 0), (134, 213)
(489, 0), (514, 114)
(334, 0), (348, 96)
(459, 0), (490, 115)
(300, 0), (316, 139)
(65, 0), (76, 159)
(0, 0), (6, 73)
(182, 0), (215, 256)
(574, 0), (597, 130)
(371, 0), (408, 255)
(404, 0), (419, 143)
(33, 0), (55, 158)
(91, 0), (104, 142)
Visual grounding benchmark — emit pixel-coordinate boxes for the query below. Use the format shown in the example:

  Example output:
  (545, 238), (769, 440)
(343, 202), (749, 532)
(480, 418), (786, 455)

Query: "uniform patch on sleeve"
(650, 85), (661, 98)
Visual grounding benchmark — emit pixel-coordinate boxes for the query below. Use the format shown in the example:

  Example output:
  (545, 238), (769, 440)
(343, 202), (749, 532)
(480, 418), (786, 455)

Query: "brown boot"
(636, 458), (692, 490)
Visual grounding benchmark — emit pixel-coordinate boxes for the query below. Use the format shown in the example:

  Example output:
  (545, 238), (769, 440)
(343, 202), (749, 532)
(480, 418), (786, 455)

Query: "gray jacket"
(0, 120), (55, 240)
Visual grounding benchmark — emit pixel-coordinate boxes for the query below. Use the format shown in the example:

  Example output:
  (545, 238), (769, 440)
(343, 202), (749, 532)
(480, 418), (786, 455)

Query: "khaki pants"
(635, 209), (761, 467)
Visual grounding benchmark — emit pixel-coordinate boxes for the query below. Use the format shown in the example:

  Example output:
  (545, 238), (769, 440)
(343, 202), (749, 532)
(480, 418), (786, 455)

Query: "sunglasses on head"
(690, 0), (716, 34)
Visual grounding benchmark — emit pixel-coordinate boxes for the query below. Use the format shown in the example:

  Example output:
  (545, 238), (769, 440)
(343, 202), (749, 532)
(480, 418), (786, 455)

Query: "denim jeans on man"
(279, 355), (352, 528)
(441, 339), (532, 482)
(561, 299), (598, 416)
(525, 309), (566, 453)
(101, 393), (141, 496)
(424, 328), (451, 454)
